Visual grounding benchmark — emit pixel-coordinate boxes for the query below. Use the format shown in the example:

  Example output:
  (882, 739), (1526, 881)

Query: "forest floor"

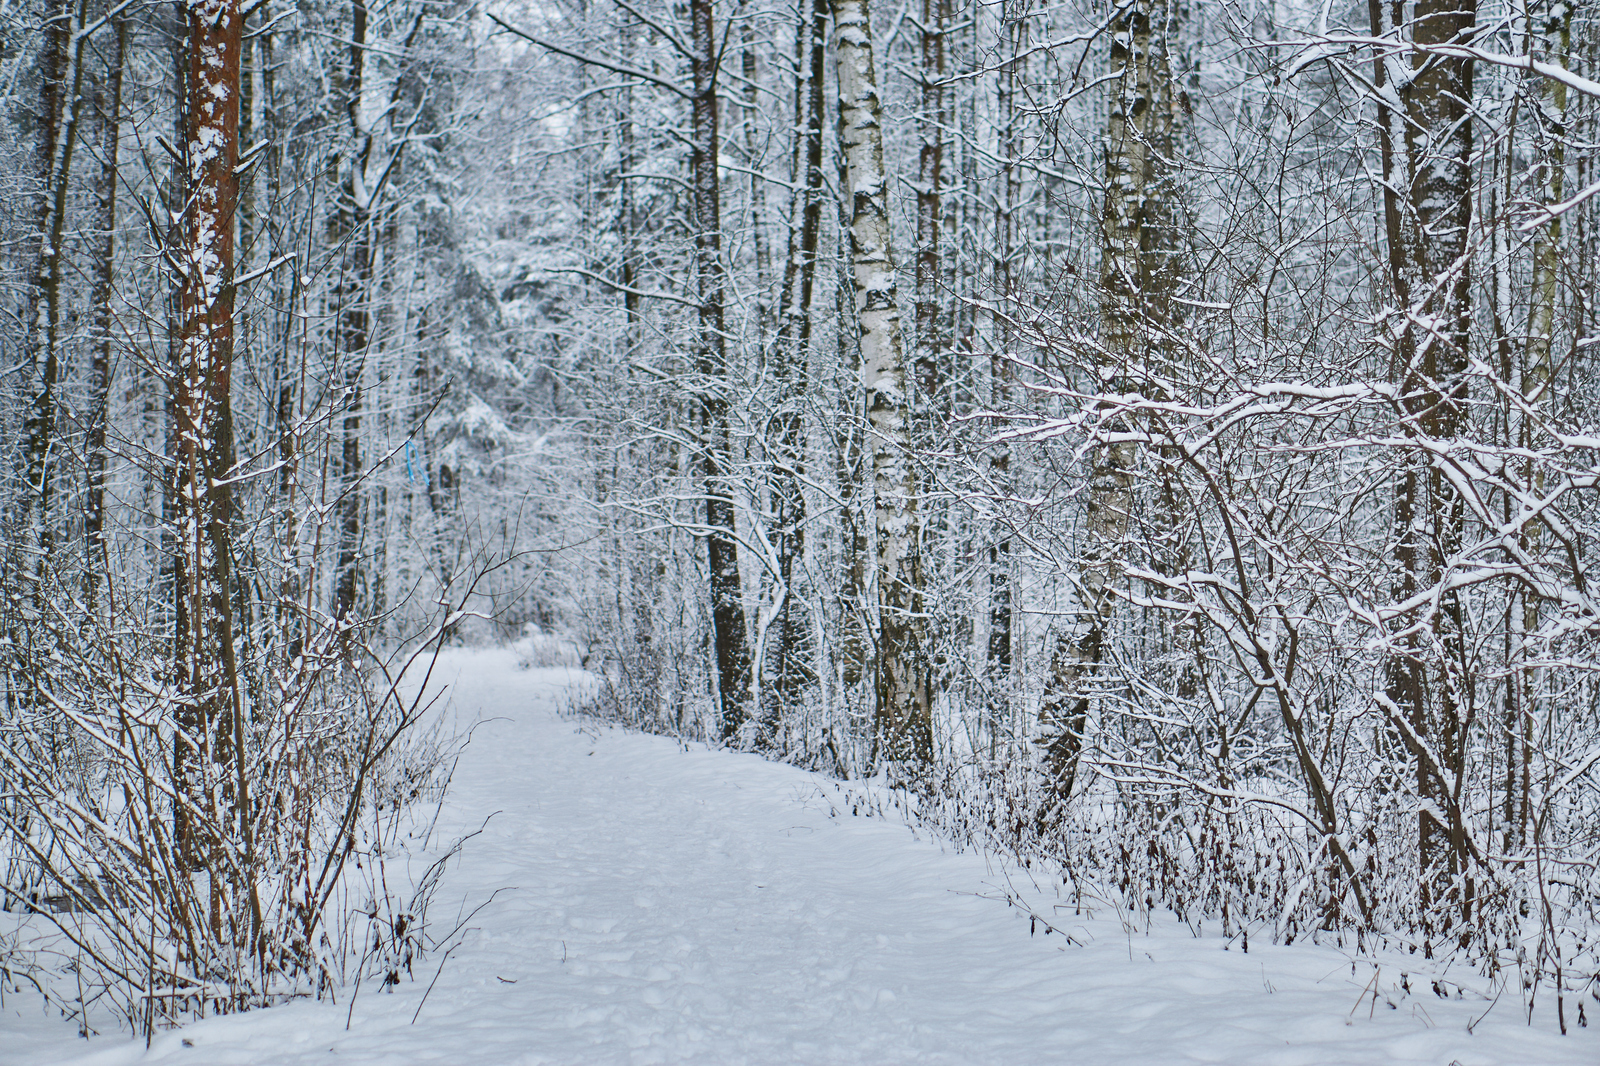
(2, 649), (1596, 1065)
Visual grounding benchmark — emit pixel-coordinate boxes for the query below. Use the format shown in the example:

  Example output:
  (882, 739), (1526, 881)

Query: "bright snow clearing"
(2, 649), (1594, 1065)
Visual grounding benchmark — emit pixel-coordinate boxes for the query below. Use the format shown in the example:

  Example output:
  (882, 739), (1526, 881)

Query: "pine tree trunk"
(172, 0), (247, 929)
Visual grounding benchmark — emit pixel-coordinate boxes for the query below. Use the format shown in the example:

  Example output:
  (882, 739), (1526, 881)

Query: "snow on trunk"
(172, 0), (246, 916)
(692, 0), (753, 738)
(1371, 0), (1479, 944)
(831, 0), (931, 769)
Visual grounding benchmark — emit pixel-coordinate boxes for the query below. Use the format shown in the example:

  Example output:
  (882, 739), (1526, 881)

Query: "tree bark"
(832, 0), (931, 769)
(912, 0), (947, 407)
(332, 0), (371, 631)
(1039, 0), (1175, 824)
(22, 0), (90, 581)
(1369, 0), (1477, 947)
(171, 0), (246, 931)
(1507, 0), (1569, 859)
(692, 0), (753, 739)
(741, 20), (772, 335)
(758, 0), (828, 746)
(986, 0), (1028, 742)
(84, 7), (127, 607)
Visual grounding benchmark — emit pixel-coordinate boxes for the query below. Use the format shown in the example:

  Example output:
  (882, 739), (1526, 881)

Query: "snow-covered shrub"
(0, 556), (464, 1034)
(511, 623), (582, 669)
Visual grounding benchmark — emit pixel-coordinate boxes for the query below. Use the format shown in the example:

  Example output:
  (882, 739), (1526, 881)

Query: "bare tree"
(1369, 0), (1479, 946)
(833, 0), (930, 768)
(84, 3), (127, 607)
(1038, 0), (1178, 821)
(691, 0), (754, 738)
(759, 0), (829, 747)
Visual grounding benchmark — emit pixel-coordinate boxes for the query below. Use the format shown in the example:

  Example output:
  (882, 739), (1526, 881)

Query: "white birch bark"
(832, 0), (931, 766)
(1039, 0), (1166, 819)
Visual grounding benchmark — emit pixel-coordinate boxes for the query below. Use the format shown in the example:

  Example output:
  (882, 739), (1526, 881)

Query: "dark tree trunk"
(759, 0), (828, 747)
(21, 0), (87, 578)
(912, 0), (947, 406)
(1370, 0), (1477, 948)
(332, 0), (371, 630)
(986, 0), (1027, 739)
(84, 7), (127, 607)
(691, 0), (752, 739)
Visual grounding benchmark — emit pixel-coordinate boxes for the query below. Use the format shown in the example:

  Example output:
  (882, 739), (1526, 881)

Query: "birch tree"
(1038, 0), (1177, 819)
(833, 0), (930, 768)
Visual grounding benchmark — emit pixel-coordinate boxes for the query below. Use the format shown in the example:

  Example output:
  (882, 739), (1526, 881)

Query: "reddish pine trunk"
(172, 0), (247, 915)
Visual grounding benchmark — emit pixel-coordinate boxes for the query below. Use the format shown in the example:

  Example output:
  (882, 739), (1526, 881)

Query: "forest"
(1, 0), (1599, 1041)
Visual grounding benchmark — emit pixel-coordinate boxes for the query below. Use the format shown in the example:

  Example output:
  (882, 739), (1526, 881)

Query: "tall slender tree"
(84, 3), (127, 607)
(760, 0), (829, 746)
(986, 0), (1029, 739)
(833, 0), (930, 768)
(691, 0), (753, 738)
(331, 0), (372, 633)
(912, 0), (948, 403)
(171, 0), (246, 916)
(20, 0), (89, 583)
(1038, 0), (1175, 820)
(1369, 0), (1479, 945)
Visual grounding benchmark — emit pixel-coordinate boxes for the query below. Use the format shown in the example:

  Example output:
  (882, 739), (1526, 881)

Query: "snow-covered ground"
(3, 649), (1594, 1065)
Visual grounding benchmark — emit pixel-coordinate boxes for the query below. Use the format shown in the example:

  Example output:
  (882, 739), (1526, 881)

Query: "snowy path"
(4, 650), (1595, 1064)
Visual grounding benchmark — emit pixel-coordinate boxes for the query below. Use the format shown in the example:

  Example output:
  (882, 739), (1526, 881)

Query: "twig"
(411, 940), (461, 1025)
(1349, 966), (1380, 1019)
(1467, 970), (1506, 1034)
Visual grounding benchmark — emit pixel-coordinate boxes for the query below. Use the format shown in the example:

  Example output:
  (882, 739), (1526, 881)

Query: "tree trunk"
(1508, 0), (1570, 859)
(1039, 0), (1173, 823)
(987, 0), (1027, 743)
(84, 7), (127, 608)
(832, 0), (930, 769)
(1369, 0), (1477, 947)
(759, 0), (828, 747)
(835, 217), (869, 697)
(692, 0), (753, 739)
(912, 0), (947, 407)
(332, 0), (371, 631)
(22, 0), (90, 583)
(171, 0), (247, 933)
(742, 21), (772, 336)
(618, 14), (641, 325)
